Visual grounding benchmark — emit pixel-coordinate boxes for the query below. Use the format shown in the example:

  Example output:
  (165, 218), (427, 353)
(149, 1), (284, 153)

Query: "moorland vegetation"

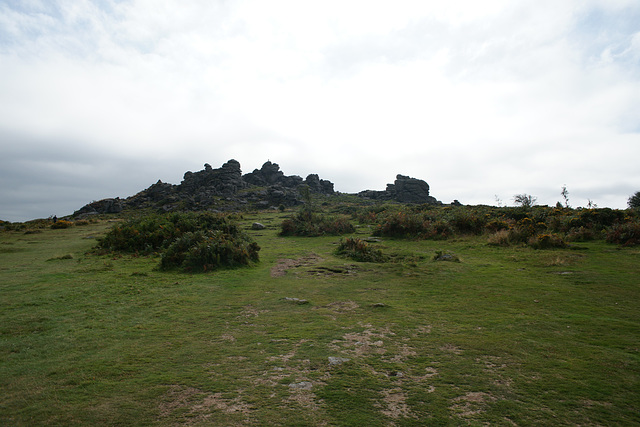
(1, 193), (639, 425)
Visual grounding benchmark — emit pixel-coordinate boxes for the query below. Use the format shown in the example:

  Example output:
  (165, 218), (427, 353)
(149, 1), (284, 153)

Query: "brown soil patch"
(379, 388), (416, 419)
(329, 325), (393, 356)
(270, 253), (323, 277)
(451, 391), (495, 417)
(158, 385), (253, 424)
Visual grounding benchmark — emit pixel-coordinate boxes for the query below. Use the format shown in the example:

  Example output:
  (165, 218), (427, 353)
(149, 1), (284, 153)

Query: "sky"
(1, 0), (639, 222)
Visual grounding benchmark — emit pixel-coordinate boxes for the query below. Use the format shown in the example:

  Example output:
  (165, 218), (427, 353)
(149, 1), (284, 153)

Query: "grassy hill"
(1, 205), (639, 425)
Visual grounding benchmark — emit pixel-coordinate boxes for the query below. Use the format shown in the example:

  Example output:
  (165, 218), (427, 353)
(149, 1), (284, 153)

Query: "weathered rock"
(328, 357), (350, 366)
(74, 198), (123, 217)
(251, 222), (266, 230)
(358, 174), (441, 204)
(281, 297), (309, 304)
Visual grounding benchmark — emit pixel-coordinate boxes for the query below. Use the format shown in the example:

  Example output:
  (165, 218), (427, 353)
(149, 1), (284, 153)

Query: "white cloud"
(0, 0), (639, 221)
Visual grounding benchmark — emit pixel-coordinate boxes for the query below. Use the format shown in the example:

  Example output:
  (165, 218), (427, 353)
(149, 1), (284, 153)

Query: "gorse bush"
(280, 211), (354, 237)
(160, 230), (260, 272)
(335, 237), (387, 263)
(51, 220), (74, 229)
(528, 233), (567, 249)
(372, 211), (452, 240)
(98, 212), (239, 254)
(97, 212), (260, 272)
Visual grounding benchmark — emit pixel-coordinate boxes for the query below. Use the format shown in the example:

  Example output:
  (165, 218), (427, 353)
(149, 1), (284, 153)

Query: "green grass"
(1, 212), (639, 425)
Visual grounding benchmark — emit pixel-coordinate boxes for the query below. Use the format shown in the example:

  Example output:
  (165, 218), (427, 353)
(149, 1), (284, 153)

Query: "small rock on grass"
(281, 297), (309, 304)
(289, 381), (313, 390)
(328, 357), (350, 366)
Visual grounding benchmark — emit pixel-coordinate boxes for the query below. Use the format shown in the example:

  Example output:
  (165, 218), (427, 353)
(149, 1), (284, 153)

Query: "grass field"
(1, 211), (639, 425)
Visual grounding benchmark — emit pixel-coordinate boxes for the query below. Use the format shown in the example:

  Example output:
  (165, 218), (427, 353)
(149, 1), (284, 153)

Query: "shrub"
(507, 217), (538, 244)
(335, 237), (387, 263)
(628, 191), (640, 209)
(485, 219), (510, 233)
(449, 210), (486, 235)
(487, 230), (510, 246)
(279, 211), (355, 237)
(160, 230), (260, 272)
(606, 221), (640, 246)
(97, 212), (260, 272)
(372, 212), (451, 240)
(98, 212), (238, 254)
(565, 226), (599, 242)
(528, 233), (566, 249)
(51, 220), (73, 229)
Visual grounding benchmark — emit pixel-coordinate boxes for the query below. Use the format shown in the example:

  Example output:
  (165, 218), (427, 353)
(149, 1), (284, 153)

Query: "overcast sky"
(1, 0), (639, 221)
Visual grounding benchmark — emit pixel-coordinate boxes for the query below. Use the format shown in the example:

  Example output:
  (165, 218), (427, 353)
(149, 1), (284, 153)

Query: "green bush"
(372, 211), (452, 240)
(97, 212), (260, 272)
(160, 230), (260, 272)
(528, 233), (567, 249)
(335, 237), (387, 263)
(449, 210), (487, 235)
(279, 211), (355, 237)
(98, 212), (238, 254)
(51, 220), (73, 229)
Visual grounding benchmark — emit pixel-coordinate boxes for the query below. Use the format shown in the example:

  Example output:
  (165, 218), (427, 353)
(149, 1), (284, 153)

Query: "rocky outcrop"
(73, 198), (123, 217)
(74, 160), (445, 216)
(180, 159), (246, 196)
(358, 174), (440, 204)
(76, 160), (337, 216)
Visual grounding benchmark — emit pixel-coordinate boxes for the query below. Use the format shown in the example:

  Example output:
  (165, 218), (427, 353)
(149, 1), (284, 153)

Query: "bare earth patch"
(378, 388), (416, 420)
(270, 253), (323, 277)
(158, 385), (254, 425)
(330, 326), (392, 356)
(451, 391), (496, 418)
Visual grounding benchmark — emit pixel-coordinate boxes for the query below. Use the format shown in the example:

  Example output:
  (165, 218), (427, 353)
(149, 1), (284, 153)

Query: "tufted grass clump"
(335, 237), (388, 263)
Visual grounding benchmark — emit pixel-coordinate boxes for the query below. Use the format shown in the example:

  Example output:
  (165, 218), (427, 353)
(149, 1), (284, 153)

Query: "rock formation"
(73, 198), (123, 216)
(75, 160), (337, 216)
(74, 160), (444, 217)
(358, 174), (440, 204)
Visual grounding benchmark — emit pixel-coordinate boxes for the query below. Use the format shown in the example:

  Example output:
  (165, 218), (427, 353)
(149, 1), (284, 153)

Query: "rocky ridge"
(74, 160), (442, 216)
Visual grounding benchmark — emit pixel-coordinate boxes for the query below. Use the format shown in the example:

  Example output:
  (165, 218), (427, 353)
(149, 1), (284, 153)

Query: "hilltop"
(73, 159), (444, 217)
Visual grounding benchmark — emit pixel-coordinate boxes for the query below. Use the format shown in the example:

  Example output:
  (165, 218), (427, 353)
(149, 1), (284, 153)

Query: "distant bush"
(565, 226), (600, 242)
(487, 230), (510, 246)
(449, 210), (487, 235)
(97, 212), (260, 272)
(606, 221), (640, 246)
(335, 237), (387, 263)
(279, 211), (355, 237)
(51, 220), (73, 229)
(628, 191), (640, 209)
(528, 233), (566, 249)
(372, 211), (452, 240)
